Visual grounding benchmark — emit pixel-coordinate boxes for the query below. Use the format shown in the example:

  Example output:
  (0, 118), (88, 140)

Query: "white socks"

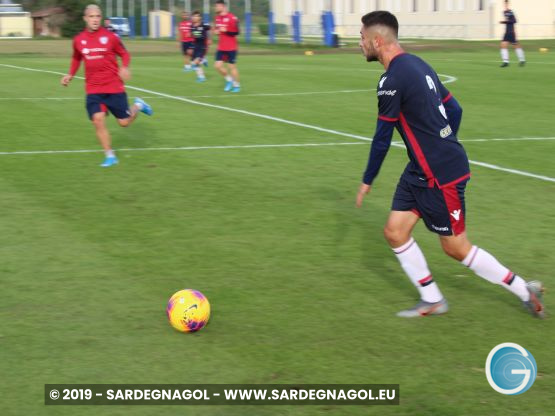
(500, 48), (525, 63)
(515, 48), (525, 62)
(195, 66), (205, 78)
(461, 246), (529, 301)
(225, 75), (233, 82)
(393, 238), (443, 303)
(105, 150), (115, 158)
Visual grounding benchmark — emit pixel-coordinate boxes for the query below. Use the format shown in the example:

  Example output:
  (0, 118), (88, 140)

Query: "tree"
(59, 0), (96, 37)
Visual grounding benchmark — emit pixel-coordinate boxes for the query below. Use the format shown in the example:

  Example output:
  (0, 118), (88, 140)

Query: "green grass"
(0, 39), (554, 415)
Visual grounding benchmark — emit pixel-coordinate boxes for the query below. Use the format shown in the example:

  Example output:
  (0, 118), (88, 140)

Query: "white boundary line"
(1, 63), (553, 183)
(0, 89), (373, 100)
(0, 142), (366, 156)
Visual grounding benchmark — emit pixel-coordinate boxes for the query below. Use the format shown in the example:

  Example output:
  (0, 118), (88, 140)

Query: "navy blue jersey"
(376, 53), (470, 188)
(191, 23), (210, 47)
(502, 9), (516, 33)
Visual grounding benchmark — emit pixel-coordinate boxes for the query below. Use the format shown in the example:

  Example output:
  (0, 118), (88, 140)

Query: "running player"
(500, 0), (525, 67)
(190, 11), (210, 83)
(214, 0), (240, 92)
(178, 11), (194, 72)
(355, 11), (544, 318)
(60, 4), (153, 167)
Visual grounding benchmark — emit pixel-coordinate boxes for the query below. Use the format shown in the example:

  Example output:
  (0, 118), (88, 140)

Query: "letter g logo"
(485, 343), (537, 395)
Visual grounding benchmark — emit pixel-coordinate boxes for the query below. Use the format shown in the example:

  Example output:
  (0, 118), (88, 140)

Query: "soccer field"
(1, 39), (554, 415)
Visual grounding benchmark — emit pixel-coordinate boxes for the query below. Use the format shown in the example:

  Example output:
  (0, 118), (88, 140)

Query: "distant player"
(178, 11), (194, 72)
(60, 4), (152, 167)
(214, 0), (241, 92)
(190, 11), (210, 83)
(356, 11), (544, 318)
(104, 18), (117, 34)
(500, 0), (525, 67)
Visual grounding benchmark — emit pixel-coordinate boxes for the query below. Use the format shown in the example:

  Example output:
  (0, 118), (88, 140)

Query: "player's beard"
(362, 44), (379, 62)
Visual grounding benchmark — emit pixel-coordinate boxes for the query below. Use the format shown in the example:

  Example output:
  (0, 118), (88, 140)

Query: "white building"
(272, 1), (555, 39)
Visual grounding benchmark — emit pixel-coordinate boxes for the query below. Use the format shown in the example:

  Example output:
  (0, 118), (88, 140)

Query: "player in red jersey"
(214, 0), (240, 92)
(178, 11), (195, 72)
(60, 4), (152, 167)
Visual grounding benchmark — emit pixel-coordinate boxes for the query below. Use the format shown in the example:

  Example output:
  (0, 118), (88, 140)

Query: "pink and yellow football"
(166, 289), (210, 333)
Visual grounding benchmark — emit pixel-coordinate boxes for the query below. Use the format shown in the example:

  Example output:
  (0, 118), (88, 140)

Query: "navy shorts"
(215, 50), (237, 64)
(503, 32), (517, 44)
(391, 178), (468, 236)
(86, 93), (130, 120)
(193, 47), (207, 60)
(182, 41), (194, 54)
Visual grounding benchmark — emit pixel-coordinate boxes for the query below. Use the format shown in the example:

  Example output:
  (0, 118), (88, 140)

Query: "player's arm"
(438, 82), (463, 136)
(226, 17), (240, 36)
(114, 36), (131, 81)
(61, 40), (82, 86)
(356, 120), (395, 207)
(357, 76), (401, 207)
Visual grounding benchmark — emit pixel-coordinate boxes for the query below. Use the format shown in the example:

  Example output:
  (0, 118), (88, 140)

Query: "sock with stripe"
(393, 238), (444, 303)
(461, 246), (529, 301)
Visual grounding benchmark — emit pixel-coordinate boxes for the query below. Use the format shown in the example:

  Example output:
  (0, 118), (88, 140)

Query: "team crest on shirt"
(81, 40), (87, 45)
(100, 36), (108, 45)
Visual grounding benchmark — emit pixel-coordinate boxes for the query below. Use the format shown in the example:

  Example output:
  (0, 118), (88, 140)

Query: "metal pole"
(245, 0), (251, 43)
(141, 0), (147, 38)
(203, 0), (210, 23)
(268, 0), (275, 44)
(129, 0), (135, 38)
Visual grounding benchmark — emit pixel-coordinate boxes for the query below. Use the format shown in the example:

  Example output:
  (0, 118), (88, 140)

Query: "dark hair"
(361, 11), (399, 37)
(192, 10), (201, 16)
(216, 0), (226, 5)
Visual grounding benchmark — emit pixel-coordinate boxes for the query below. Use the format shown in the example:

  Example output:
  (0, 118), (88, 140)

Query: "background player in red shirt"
(213, 0), (241, 92)
(178, 11), (195, 72)
(60, 4), (152, 167)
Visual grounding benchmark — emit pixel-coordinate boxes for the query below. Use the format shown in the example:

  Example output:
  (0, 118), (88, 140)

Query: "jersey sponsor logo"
(450, 209), (461, 221)
(440, 125), (453, 138)
(379, 76), (387, 88)
(82, 48), (90, 55)
(100, 36), (108, 45)
(377, 89), (397, 97)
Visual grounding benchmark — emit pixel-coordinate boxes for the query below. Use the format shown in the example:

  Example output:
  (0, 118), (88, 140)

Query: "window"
(431, 0), (439, 12)
(411, 0), (418, 12)
(477, 0), (485, 11)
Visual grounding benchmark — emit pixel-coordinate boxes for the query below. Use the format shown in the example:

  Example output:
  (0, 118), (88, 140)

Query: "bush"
(258, 23), (287, 36)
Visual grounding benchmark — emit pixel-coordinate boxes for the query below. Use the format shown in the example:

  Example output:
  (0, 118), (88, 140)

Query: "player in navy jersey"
(190, 11), (210, 82)
(355, 11), (543, 318)
(500, 0), (525, 67)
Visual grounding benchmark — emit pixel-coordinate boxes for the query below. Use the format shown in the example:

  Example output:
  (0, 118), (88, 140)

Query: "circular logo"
(485, 343), (537, 395)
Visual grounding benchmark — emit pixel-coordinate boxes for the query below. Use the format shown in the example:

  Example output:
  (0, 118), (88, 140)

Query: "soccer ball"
(166, 289), (210, 333)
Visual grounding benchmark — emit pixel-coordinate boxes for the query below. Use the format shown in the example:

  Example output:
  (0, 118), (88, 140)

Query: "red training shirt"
(214, 12), (239, 51)
(69, 27), (130, 95)
(179, 20), (194, 42)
